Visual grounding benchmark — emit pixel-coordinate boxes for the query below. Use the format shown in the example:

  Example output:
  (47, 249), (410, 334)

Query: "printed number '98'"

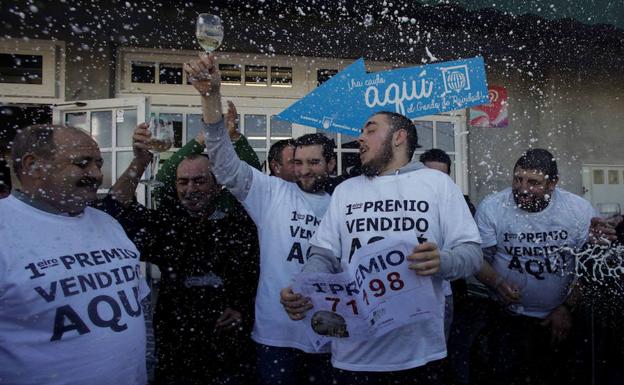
(363, 272), (405, 305)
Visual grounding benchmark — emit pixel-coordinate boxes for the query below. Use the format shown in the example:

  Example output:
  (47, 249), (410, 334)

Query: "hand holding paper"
(407, 242), (440, 275)
(280, 287), (313, 321)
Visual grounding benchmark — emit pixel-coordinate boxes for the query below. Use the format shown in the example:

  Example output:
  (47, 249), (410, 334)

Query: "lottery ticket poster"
(293, 238), (439, 351)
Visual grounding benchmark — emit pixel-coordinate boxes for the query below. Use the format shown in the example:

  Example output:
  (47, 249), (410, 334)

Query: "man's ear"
(20, 154), (40, 178)
(269, 159), (280, 174)
(393, 129), (408, 147)
(327, 157), (337, 174)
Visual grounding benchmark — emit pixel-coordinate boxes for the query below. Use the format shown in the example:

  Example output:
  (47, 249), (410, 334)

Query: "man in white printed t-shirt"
(0, 125), (147, 385)
(472, 148), (596, 385)
(281, 111), (483, 385)
(184, 54), (336, 385)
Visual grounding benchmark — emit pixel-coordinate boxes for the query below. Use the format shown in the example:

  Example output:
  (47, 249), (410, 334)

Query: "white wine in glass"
(141, 118), (174, 188)
(196, 14), (223, 53)
(147, 137), (173, 153)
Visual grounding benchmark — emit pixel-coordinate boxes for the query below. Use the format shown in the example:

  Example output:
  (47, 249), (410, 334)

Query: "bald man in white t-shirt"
(0, 125), (146, 385)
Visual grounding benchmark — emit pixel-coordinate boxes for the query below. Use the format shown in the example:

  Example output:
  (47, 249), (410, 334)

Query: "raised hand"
(183, 53), (221, 97)
(132, 123), (153, 165)
(589, 216), (618, 244)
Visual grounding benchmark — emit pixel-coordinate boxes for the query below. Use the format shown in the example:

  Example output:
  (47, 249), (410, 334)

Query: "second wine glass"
(140, 118), (174, 188)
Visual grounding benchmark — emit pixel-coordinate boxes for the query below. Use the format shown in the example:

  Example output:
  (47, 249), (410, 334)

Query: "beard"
(512, 190), (551, 212)
(360, 133), (394, 178)
(296, 174), (328, 193)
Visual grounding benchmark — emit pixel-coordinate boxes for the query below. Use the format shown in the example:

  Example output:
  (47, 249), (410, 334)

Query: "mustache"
(77, 177), (101, 188)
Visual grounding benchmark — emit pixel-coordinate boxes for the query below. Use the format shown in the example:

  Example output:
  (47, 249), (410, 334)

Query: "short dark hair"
(294, 133), (335, 163)
(268, 139), (295, 169)
(373, 111), (420, 159)
(514, 148), (558, 179)
(420, 149), (452, 175)
(10, 124), (86, 180)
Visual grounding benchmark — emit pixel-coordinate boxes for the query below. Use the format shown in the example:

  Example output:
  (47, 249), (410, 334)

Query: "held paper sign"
(293, 239), (438, 351)
(277, 57), (489, 136)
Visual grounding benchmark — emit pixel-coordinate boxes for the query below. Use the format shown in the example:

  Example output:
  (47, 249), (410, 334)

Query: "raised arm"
(227, 100), (262, 171)
(184, 54), (255, 201)
(109, 123), (152, 206)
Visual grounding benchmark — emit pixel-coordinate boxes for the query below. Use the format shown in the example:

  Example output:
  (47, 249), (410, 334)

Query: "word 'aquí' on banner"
(276, 57), (490, 136)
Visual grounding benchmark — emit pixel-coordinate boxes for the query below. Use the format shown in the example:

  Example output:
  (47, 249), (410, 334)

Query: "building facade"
(1, 0), (623, 208)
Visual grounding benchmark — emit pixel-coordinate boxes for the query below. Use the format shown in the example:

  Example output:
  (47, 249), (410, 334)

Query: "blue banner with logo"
(277, 57), (489, 136)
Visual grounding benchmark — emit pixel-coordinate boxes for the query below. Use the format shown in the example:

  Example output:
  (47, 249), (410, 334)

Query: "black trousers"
(333, 359), (448, 385)
(470, 305), (573, 385)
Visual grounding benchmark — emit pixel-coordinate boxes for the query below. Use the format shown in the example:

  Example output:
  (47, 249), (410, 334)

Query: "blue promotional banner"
(277, 57), (489, 136)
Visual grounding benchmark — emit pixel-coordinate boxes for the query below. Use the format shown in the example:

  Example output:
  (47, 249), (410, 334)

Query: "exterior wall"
(51, 44), (624, 208)
(538, 69), (624, 194)
(64, 44), (114, 100)
(468, 64), (543, 203)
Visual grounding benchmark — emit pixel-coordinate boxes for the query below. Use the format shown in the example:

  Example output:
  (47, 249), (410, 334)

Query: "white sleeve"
(438, 176), (482, 249)
(306, 190), (343, 271)
(242, 167), (283, 226)
(437, 176), (483, 279)
(203, 119), (254, 201)
(475, 198), (498, 248)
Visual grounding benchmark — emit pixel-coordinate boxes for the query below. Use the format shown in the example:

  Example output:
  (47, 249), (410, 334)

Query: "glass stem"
(151, 153), (160, 181)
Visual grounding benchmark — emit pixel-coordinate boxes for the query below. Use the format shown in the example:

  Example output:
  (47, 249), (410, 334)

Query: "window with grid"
(63, 109), (138, 192)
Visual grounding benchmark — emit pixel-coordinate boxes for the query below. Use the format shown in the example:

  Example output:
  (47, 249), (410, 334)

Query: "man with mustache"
(281, 112), (482, 384)
(106, 114), (261, 384)
(184, 53), (336, 385)
(0, 125), (147, 385)
(472, 148), (596, 385)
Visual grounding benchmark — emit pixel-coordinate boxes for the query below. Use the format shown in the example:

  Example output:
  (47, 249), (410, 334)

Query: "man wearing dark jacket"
(105, 121), (260, 385)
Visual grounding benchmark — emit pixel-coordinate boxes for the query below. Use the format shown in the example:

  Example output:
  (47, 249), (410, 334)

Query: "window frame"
(117, 47), (307, 97)
(0, 38), (65, 103)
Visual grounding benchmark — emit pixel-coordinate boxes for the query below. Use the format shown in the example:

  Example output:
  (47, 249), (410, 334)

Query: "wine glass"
(503, 269), (527, 313)
(140, 117), (174, 188)
(196, 14), (223, 53)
